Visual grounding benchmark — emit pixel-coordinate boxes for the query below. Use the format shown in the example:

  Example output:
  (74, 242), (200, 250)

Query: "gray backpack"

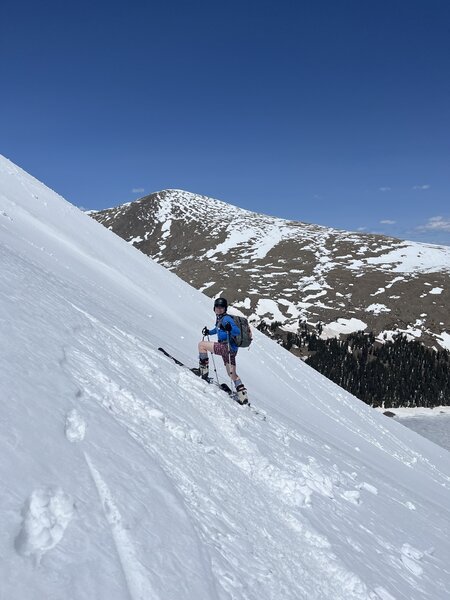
(231, 315), (253, 348)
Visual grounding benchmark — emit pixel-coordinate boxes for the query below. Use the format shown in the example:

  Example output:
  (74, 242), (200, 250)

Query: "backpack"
(230, 315), (253, 348)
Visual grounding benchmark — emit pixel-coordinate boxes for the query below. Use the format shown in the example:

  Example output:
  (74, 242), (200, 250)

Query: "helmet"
(213, 297), (228, 311)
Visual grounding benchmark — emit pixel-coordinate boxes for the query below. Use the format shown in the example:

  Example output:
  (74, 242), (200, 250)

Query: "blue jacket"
(209, 314), (240, 352)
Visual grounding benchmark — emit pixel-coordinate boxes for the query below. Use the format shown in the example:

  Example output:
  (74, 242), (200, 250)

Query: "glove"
(202, 326), (209, 336)
(223, 322), (232, 332)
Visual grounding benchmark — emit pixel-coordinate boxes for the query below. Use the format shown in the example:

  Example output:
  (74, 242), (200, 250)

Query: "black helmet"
(213, 297), (228, 311)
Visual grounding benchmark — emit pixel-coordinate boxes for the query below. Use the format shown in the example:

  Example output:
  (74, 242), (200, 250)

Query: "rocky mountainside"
(91, 189), (450, 351)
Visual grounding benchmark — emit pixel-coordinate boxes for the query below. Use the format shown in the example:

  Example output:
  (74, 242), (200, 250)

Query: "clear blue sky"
(2, 0), (450, 244)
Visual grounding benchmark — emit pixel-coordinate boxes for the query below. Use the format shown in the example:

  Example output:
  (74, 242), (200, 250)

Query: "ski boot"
(198, 358), (209, 379)
(235, 384), (249, 405)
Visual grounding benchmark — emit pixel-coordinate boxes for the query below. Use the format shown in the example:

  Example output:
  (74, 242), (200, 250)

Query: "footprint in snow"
(15, 487), (74, 564)
(65, 409), (86, 442)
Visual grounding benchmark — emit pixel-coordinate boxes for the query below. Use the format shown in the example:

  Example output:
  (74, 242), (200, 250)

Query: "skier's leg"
(223, 350), (239, 380)
(223, 351), (248, 404)
(198, 340), (215, 354)
(225, 362), (238, 381)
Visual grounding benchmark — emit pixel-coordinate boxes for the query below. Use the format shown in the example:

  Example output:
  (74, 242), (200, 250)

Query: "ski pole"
(208, 335), (220, 386)
(227, 335), (234, 390)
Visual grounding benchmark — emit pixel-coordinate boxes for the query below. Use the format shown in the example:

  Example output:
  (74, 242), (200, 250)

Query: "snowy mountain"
(2, 154), (450, 600)
(91, 189), (450, 351)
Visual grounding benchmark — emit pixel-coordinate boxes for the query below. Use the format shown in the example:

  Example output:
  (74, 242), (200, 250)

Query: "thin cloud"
(412, 184), (431, 190)
(417, 216), (450, 232)
(380, 219), (396, 225)
(357, 226), (367, 231)
(132, 187), (145, 194)
(379, 187), (391, 192)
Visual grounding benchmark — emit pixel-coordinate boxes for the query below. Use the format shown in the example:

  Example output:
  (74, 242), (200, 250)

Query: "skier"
(198, 297), (249, 404)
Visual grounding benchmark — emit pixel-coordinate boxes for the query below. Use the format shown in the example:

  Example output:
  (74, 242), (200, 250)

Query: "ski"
(158, 347), (235, 398)
(157, 347), (265, 419)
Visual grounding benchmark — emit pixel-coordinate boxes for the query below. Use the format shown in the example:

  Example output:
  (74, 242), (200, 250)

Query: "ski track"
(84, 452), (158, 600)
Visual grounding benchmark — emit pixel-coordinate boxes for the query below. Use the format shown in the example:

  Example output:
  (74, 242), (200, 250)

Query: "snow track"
(84, 453), (155, 600)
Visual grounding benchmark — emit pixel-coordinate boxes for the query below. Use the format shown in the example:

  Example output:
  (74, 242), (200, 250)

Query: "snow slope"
(1, 155), (450, 600)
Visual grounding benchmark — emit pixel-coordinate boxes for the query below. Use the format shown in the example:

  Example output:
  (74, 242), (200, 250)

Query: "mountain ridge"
(91, 189), (450, 351)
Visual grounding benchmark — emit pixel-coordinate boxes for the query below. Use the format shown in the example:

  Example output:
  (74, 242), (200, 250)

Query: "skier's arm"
(208, 326), (217, 336)
(223, 316), (240, 337)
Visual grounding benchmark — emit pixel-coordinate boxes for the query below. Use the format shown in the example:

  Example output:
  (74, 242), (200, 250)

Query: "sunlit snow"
(1, 155), (450, 600)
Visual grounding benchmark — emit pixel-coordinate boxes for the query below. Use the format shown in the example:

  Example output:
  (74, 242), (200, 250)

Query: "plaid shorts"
(213, 342), (236, 366)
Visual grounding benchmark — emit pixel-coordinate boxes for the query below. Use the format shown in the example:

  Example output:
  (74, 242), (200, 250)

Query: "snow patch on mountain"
(205, 220), (294, 261)
(364, 243), (450, 274)
(437, 331), (450, 351)
(252, 298), (287, 322)
(321, 318), (368, 338)
(366, 304), (391, 315)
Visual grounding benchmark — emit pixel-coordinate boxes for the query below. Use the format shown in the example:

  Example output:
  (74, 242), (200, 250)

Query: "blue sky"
(2, 0), (450, 244)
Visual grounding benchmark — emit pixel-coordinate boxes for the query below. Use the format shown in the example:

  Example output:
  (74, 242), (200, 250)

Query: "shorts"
(213, 342), (236, 366)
